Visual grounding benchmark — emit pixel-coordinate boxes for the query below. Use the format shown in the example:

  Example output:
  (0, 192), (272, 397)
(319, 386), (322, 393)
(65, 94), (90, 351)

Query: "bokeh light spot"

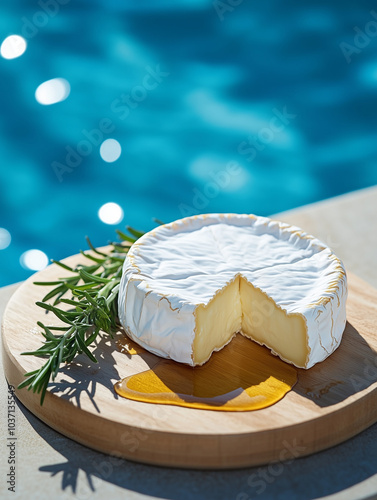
(20, 249), (49, 271)
(100, 139), (122, 163)
(0, 228), (11, 250)
(98, 202), (124, 225)
(1, 35), (27, 59)
(35, 78), (71, 105)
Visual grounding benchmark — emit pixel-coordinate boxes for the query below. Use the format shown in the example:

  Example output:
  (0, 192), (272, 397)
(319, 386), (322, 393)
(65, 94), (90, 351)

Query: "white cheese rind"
(118, 213), (347, 369)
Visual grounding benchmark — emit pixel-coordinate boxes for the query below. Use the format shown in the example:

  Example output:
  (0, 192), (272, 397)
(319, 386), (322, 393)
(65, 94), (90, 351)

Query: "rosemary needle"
(18, 228), (144, 405)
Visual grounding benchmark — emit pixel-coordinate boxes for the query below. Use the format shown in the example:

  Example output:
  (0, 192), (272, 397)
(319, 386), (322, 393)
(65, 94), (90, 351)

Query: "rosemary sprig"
(18, 227), (144, 405)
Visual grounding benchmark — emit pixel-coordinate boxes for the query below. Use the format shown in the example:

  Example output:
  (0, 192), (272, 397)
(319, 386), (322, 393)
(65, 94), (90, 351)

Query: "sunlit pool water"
(1, 1), (377, 286)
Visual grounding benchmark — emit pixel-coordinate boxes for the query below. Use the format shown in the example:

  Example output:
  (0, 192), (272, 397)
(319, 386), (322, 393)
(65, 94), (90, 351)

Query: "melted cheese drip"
(114, 335), (297, 411)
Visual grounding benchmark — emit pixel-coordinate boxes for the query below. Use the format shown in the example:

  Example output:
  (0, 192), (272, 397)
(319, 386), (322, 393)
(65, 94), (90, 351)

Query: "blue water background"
(0, 0), (377, 286)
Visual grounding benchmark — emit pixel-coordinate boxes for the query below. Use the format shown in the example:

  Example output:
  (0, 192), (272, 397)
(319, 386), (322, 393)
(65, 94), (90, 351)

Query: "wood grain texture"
(2, 249), (377, 469)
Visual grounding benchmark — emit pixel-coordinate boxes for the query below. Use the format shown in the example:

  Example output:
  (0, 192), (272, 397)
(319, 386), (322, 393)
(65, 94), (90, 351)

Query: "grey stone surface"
(1, 186), (377, 500)
(274, 184), (377, 289)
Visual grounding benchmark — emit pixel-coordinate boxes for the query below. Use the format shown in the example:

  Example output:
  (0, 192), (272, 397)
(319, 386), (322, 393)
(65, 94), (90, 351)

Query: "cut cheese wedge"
(118, 214), (347, 369)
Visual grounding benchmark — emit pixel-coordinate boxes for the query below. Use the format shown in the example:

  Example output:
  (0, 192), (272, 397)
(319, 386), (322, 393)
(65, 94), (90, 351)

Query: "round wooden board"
(2, 249), (377, 469)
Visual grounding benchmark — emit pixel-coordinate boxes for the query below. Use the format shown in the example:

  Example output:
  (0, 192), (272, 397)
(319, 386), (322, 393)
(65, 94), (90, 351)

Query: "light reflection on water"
(0, 228), (11, 250)
(0, 35), (27, 59)
(0, 1), (377, 285)
(98, 202), (124, 225)
(35, 78), (70, 106)
(20, 249), (48, 271)
(100, 138), (122, 163)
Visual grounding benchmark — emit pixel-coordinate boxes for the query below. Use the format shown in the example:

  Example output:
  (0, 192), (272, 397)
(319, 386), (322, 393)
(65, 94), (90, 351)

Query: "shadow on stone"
(13, 397), (377, 500)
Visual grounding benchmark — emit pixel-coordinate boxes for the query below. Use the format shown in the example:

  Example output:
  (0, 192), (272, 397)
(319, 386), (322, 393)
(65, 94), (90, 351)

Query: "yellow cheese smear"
(114, 335), (297, 411)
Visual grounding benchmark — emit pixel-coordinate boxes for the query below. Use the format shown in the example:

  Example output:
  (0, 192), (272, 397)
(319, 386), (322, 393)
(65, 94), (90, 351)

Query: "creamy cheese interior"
(192, 276), (309, 366)
(193, 277), (242, 365)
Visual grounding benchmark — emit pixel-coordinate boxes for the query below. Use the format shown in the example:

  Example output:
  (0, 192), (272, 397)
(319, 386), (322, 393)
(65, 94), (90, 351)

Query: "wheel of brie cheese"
(118, 214), (347, 369)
